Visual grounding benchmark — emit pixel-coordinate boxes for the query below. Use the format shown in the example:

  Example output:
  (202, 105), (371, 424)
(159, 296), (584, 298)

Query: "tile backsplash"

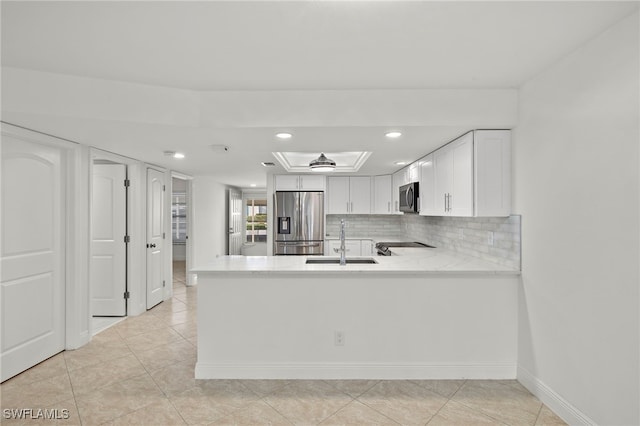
(326, 214), (521, 269)
(326, 215), (404, 239)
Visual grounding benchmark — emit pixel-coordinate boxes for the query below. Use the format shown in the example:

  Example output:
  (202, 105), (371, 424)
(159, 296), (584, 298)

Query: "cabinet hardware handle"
(351, 202), (353, 212)
(444, 193), (447, 212)
(388, 201), (390, 212)
(346, 201), (349, 212)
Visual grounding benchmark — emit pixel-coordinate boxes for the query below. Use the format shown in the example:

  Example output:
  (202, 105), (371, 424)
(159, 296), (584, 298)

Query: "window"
(245, 198), (267, 243)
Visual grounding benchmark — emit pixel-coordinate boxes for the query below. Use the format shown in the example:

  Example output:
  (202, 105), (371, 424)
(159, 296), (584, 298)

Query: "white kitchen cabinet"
(274, 174), (325, 191)
(392, 170), (405, 214)
(408, 161), (420, 183)
(327, 176), (371, 214)
(474, 130), (511, 217)
(372, 175), (393, 214)
(326, 239), (362, 256)
(433, 132), (474, 216)
(360, 239), (374, 256)
(425, 130), (511, 217)
(419, 154), (437, 216)
(325, 239), (374, 256)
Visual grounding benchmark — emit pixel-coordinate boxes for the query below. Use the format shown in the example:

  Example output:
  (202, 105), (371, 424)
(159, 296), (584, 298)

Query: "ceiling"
(1, 1), (637, 188)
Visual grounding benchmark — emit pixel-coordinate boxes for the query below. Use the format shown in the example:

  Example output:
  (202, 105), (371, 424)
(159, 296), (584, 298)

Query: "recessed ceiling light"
(385, 131), (402, 138)
(173, 152), (185, 159)
(276, 132), (293, 140)
(261, 162), (276, 167)
(394, 161), (408, 166)
(250, 184), (257, 187)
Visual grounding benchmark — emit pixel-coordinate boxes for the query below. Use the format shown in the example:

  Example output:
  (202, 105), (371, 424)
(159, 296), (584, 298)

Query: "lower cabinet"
(325, 239), (374, 256)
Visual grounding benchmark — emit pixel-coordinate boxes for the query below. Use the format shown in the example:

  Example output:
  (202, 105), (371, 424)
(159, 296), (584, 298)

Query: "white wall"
(513, 12), (639, 425)
(191, 177), (231, 267)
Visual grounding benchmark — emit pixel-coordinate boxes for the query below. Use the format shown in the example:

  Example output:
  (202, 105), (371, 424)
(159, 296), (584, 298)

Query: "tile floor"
(0, 261), (567, 425)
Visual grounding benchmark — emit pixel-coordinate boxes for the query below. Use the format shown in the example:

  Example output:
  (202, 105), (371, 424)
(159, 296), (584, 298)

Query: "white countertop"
(192, 247), (520, 275)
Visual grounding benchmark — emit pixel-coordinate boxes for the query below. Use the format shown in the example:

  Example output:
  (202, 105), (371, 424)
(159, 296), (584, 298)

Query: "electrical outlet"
(488, 231), (494, 246)
(334, 331), (345, 346)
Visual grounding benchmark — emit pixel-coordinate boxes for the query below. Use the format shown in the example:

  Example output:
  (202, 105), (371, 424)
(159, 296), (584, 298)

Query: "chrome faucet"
(339, 219), (346, 265)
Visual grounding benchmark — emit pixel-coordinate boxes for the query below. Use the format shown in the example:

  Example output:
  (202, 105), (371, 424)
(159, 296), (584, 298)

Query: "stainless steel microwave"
(399, 182), (419, 213)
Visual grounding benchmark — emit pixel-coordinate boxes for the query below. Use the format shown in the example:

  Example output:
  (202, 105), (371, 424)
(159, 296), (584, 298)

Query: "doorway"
(171, 177), (188, 287)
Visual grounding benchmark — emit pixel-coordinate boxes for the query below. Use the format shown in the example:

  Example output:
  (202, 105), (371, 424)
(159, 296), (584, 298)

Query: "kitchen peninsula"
(193, 250), (519, 381)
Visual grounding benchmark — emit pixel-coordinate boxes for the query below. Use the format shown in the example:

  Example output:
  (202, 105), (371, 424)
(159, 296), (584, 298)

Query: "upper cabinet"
(408, 161), (420, 183)
(372, 175), (393, 214)
(418, 154), (436, 216)
(420, 130), (511, 217)
(473, 130), (511, 217)
(392, 170), (405, 214)
(433, 132), (474, 216)
(327, 176), (371, 214)
(274, 175), (326, 191)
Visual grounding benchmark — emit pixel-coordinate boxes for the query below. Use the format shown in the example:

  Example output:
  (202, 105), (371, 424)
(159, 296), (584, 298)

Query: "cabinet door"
(275, 175), (300, 190)
(327, 176), (349, 214)
(419, 154), (437, 216)
(360, 239), (374, 256)
(408, 162), (420, 182)
(433, 146), (452, 215)
(326, 239), (361, 256)
(474, 130), (511, 217)
(326, 240), (339, 255)
(450, 133), (474, 217)
(392, 170), (405, 214)
(373, 175), (392, 214)
(299, 175), (326, 191)
(345, 240), (361, 256)
(349, 176), (371, 214)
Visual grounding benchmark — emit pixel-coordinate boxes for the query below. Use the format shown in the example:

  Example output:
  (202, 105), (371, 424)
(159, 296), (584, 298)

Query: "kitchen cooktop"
(375, 241), (436, 256)
(376, 242), (435, 248)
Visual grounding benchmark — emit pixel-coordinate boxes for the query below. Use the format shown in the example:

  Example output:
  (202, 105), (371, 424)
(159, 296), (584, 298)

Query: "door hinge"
(124, 235), (130, 243)
(124, 179), (130, 187)
(162, 280), (166, 288)
(163, 184), (166, 191)
(124, 291), (130, 299)
(162, 232), (166, 239)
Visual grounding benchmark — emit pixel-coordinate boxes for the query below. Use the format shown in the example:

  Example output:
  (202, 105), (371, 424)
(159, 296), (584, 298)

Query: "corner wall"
(192, 177), (242, 268)
(513, 11), (639, 425)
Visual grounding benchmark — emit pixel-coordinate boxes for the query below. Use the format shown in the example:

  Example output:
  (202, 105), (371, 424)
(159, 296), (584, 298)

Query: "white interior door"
(1, 134), (65, 382)
(146, 168), (165, 309)
(228, 189), (242, 255)
(91, 163), (127, 316)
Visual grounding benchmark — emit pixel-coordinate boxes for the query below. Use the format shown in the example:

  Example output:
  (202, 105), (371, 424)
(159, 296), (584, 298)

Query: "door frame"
(89, 149), (164, 316)
(1, 122), (90, 350)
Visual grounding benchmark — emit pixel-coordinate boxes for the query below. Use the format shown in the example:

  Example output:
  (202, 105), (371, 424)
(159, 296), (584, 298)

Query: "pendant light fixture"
(309, 153), (336, 172)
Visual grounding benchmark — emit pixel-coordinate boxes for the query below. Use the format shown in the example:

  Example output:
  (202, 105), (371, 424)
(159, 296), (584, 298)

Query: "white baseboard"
(517, 366), (596, 425)
(195, 362), (516, 380)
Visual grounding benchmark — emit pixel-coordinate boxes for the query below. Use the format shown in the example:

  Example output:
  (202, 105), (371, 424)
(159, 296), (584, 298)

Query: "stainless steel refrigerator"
(274, 191), (324, 255)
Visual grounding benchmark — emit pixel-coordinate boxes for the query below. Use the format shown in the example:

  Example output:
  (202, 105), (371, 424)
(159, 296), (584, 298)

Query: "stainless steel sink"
(305, 258), (378, 264)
